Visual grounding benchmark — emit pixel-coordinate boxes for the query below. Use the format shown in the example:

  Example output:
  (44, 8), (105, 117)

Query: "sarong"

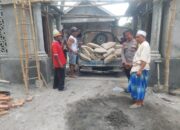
(127, 70), (149, 100)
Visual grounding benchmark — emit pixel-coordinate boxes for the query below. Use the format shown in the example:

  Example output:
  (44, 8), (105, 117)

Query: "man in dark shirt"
(121, 29), (137, 80)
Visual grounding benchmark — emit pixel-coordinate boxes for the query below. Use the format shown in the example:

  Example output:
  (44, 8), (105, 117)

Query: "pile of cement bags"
(79, 42), (122, 64)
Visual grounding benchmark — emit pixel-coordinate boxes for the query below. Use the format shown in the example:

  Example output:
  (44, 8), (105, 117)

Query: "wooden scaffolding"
(13, 0), (47, 94)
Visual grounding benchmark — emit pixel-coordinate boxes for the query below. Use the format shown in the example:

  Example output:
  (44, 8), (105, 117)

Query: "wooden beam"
(62, 14), (122, 18)
(61, 18), (115, 23)
(52, 2), (129, 7)
(31, 0), (134, 2)
(0, 0), (135, 5)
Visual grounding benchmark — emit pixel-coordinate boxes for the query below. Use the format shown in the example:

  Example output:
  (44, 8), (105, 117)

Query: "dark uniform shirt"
(121, 39), (137, 65)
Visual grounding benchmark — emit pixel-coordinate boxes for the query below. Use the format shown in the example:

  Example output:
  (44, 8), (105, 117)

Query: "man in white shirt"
(127, 30), (151, 108)
(67, 27), (80, 78)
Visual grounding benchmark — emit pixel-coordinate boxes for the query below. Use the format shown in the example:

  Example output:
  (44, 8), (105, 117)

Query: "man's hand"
(137, 70), (142, 76)
(126, 63), (132, 67)
(58, 61), (63, 68)
(137, 60), (147, 76)
(124, 63), (132, 69)
(73, 50), (78, 54)
(54, 55), (63, 68)
(60, 64), (64, 68)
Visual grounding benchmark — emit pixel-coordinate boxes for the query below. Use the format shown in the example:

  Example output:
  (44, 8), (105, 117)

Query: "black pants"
(53, 67), (65, 90)
(63, 49), (67, 60)
(124, 68), (131, 80)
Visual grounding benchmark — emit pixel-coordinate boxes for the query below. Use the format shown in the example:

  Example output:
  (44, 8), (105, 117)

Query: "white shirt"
(69, 35), (78, 52)
(131, 41), (151, 73)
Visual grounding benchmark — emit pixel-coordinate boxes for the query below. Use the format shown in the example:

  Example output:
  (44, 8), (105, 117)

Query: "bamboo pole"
(30, 0), (48, 88)
(13, 0), (29, 94)
(21, 0), (30, 90)
(164, 0), (176, 92)
(45, 7), (52, 56)
(28, 0), (41, 84)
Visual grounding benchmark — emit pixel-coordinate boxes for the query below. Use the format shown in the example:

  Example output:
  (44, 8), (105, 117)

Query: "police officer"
(121, 29), (137, 80)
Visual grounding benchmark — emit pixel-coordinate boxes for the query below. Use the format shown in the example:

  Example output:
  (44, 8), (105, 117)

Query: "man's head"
(124, 29), (134, 41)
(53, 29), (62, 41)
(135, 30), (147, 44)
(70, 27), (80, 37)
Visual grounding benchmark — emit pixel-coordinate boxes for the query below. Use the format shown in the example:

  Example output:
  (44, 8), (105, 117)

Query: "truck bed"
(78, 58), (122, 67)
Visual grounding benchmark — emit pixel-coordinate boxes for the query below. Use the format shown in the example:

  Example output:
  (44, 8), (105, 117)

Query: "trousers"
(53, 67), (65, 90)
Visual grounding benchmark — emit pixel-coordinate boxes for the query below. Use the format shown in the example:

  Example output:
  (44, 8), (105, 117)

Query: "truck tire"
(93, 33), (108, 45)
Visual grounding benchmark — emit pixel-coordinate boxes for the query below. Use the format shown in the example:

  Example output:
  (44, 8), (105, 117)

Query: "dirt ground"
(0, 75), (180, 130)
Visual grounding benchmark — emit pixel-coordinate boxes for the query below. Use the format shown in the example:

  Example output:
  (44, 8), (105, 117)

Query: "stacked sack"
(79, 42), (122, 64)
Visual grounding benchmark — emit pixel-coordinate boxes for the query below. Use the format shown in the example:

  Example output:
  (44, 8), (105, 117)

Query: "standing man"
(128, 30), (151, 108)
(51, 29), (66, 91)
(61, 29), (68, 59)
(67, 27), (80, 78)
(121, 29), (137, 80)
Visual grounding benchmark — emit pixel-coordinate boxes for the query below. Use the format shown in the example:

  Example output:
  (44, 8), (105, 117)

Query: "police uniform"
(121, 39), (137, 80)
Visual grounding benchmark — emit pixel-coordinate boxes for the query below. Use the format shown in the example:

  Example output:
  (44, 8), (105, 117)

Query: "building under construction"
(0, 0), (180, 130)
(0, 0), (180, 91)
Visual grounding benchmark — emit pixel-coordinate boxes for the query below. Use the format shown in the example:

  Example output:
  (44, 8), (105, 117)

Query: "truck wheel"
(93, 33), (108, 45)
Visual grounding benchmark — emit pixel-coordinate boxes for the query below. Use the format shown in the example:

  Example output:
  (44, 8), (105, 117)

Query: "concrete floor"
(0, 76), (180, 130)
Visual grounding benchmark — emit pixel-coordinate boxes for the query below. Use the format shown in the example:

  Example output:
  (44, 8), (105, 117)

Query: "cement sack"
(95, 54), (104, 60)
(90, 53), (97, 60)
(81, 45), (87, 48)
(87, 43), (101, 49)
(101, 42), (116, 50)
(115, 44), (123, 49)
(104, 54), (117, 64)
(115, 49), (122, 57)
(81, 47), (91, 57)
(94, 47), (107, 54)
(79, 53), (91, 61)
(103, 48), (115, 58)
(81, 45), (94, 53)
(80, 46), (98, 60)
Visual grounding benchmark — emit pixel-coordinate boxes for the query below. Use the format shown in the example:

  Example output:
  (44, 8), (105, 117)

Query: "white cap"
(136, 30), (147, 37)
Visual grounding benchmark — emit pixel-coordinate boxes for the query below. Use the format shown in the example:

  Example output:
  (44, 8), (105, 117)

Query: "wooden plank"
(0, 104), (9, 109)
(61, 18), (115, 23)
(0, 79), (10, 84)
(0, 110), (8, 116)
(31, 0), (133, 2)
(0, 0), (135, 5)
(0, 95), (11, 101)
(11, 99), (25, 107)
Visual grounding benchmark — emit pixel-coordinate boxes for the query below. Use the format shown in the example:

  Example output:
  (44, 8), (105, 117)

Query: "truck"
(78, 30), (123, 73)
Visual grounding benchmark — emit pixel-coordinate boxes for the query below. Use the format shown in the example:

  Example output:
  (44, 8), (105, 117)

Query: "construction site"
(0, 0), (180, 130)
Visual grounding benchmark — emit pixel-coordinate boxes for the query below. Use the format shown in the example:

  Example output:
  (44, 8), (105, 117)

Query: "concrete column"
(55, 16), (62, 31)
(132, 16), (138, 35)
(59, 16), (63, 31)
(32, 3), (47, 57)
(150, 0), (163, 59)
